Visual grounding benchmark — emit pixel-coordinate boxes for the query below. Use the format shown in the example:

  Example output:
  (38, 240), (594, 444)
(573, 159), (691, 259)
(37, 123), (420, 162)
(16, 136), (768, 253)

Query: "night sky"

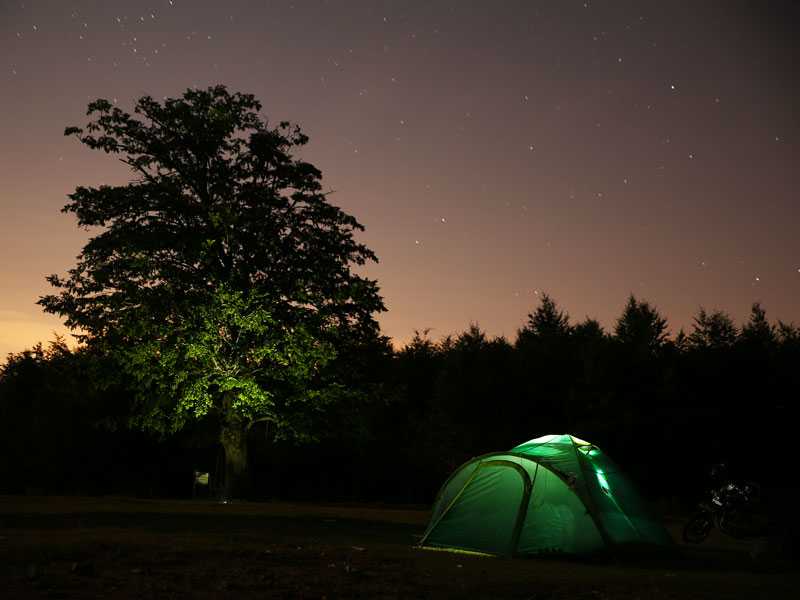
(1, 1), (798, 356)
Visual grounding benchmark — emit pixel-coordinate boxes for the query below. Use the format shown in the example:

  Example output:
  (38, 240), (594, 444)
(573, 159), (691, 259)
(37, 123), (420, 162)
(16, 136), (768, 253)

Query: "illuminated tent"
(418, 434), (672, 556)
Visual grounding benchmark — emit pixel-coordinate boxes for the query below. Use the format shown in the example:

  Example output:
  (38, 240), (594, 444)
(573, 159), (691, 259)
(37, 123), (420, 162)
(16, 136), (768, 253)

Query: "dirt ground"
(0, 495), (795, 599)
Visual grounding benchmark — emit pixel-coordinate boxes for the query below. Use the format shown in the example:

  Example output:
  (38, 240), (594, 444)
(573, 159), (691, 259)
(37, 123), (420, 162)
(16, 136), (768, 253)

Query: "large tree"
(40, 86), (385, 497)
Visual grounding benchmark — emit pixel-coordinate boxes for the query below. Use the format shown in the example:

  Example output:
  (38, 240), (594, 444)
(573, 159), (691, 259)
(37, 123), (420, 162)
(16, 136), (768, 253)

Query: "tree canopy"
(39, 85), (385, 496)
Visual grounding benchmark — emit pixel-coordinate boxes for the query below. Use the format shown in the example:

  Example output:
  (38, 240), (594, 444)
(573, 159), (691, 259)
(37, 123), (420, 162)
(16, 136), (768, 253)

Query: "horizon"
(2, 292), (791, 357)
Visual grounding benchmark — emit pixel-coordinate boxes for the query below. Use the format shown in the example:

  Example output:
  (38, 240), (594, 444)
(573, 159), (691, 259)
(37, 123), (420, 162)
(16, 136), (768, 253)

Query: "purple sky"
(1, 1), (798, 356)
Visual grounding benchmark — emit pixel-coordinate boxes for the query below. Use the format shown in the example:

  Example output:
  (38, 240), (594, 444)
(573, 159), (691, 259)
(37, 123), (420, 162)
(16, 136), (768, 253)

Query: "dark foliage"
(2, 296), (796, 510)
(0, 338), (205, 496)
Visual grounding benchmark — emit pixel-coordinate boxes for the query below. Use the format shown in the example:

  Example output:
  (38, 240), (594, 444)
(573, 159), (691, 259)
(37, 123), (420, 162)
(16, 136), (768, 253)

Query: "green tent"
(418, 434), (672, 556)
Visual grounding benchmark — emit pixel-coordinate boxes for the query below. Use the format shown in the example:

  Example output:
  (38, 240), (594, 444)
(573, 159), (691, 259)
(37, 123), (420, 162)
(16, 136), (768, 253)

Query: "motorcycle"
(683, 475), (762, 544)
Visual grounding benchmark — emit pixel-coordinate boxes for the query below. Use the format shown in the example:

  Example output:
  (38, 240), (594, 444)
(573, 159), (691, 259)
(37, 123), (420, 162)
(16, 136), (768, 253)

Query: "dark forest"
(2, 294), (795, 513)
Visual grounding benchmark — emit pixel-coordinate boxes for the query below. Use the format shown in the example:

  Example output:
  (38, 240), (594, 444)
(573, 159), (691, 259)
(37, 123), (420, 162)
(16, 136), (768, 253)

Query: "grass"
(0, 495), (795, 599)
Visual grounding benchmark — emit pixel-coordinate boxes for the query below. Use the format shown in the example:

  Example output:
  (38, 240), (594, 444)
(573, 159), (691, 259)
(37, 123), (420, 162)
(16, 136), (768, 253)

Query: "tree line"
(1, 294), (796, 507)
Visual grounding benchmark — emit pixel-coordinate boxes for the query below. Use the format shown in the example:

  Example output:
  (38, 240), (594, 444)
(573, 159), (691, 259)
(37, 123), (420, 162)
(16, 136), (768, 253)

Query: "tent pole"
(571, 439), (617, 556)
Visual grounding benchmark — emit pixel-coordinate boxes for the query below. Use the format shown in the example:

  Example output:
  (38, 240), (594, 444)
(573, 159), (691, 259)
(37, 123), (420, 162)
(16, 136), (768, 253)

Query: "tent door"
(424, 460), (531, 556)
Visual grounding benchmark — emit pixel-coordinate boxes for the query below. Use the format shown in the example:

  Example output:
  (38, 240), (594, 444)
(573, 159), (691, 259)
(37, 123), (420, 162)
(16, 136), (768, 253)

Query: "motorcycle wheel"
(719, 508), (761, 539)
(683, 511), (713, 544)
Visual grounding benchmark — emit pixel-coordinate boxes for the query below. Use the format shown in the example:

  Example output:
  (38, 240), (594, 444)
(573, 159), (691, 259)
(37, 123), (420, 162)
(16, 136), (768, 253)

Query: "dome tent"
(418, 434), (672, 557)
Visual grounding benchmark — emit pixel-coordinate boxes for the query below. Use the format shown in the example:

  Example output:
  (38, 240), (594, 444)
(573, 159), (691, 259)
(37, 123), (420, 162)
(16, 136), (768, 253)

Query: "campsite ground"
(1, 495), (796, 599)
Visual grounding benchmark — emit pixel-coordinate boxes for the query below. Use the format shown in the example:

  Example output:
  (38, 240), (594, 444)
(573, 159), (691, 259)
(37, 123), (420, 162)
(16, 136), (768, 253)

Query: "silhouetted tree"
(777, 321), (800, 346)
(394, 330), (443, 418)
(740, 302), (777, 350)
(0, 339), (78, 492)
(0, 339), (119, 492)
(433, 324), (515, 458)
(680, 309), (740, 453)
(673, 328), (689, 353)
(39, 86), (384, 498)
(517, 293), (571, 344)
(572, 317), (604, 342)
(515, 295), (574, 432)
(603, 297), (673, 475)
(570, 318), (612, 425)
(614, 295), (669, 355)
(688, 308), (738, 350)
(727, 303), (780, 463)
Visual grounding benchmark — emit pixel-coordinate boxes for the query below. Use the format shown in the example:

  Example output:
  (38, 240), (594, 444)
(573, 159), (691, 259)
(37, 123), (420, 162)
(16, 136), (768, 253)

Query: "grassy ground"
(0, 495), (795, 599)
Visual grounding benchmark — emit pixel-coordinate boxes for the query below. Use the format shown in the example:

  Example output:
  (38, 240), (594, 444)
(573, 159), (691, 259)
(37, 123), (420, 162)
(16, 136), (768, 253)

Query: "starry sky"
(1, 1), (798, 356)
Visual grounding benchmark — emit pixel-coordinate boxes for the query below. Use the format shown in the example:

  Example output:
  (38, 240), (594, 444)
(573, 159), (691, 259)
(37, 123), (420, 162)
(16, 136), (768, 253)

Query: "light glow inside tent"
(418, 434), (672, 557)
(596, 469), (610, 493)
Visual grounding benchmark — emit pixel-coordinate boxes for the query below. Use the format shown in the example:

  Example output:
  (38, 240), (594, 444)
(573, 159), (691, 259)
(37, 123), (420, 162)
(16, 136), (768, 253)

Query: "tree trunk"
(220, 420), (250, 500)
